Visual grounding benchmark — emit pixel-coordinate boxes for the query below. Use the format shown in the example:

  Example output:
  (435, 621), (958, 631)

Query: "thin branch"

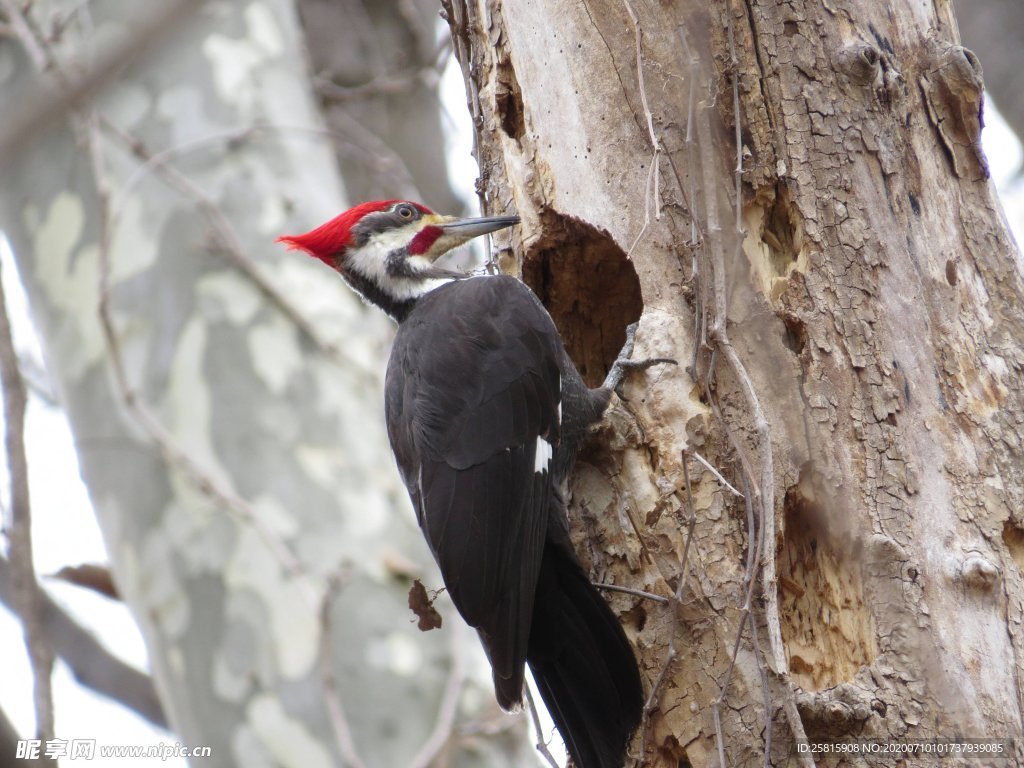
(712, 473), (763, 766)
(0, 236), (55, 743)
(622, 0), (662, 261)
(0, 0), (49, 71)
(408, 626), (468, 768)
(0, 0), (206, 169)
(635, 453), (699, 765)
(318, 574), (370, 768)
(594, 582), (668, 605)
(524, 684), (560, 768)
(96, 116), (379, 386)
(691, 449), (744, 498)
(0, 555), (166, 728)
(315, 65), (439, 103)
(85, 116), (315, 604)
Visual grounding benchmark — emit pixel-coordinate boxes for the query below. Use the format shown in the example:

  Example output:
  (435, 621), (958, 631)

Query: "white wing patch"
(534, 437), (553, 474)
(556, 374), (562, 424)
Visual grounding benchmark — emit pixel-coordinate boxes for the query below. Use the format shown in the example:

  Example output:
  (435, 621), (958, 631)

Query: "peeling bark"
(449, 0), (1024, 764)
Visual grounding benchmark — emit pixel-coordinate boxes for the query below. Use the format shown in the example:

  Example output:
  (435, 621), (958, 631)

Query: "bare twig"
(711, 473), (763, 766)
(97, 116), (379, 386)
(524, 684), (560, 768)
(440, 0), (492, 222)
(318, 574), (369, 768)
(635, 453), (699, 765)
(594, 582), (668, 605)
(0, 0), (206, 168)
(409, 626), (468, 768)
(691, 449), (744, 498)
(0, 247), (55, 742)
(622, 0), (663, 260)
(316, 64), (440, 103)
(678, 6), (812, 764)
(85, 116), (315, 605)
(0, 555), (166, 728)
(0, 0), (49, 71)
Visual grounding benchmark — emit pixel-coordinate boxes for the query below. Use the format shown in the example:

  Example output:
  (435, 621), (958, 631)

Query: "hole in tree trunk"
(522, 212), (644, 387)
(778, 465), (878, 691)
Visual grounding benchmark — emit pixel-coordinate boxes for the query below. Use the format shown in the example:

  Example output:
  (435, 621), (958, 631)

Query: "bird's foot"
(602, 323), (676, 396)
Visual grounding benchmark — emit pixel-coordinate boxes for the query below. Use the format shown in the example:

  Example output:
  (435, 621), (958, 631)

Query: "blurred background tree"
(0, 0), (527, 766)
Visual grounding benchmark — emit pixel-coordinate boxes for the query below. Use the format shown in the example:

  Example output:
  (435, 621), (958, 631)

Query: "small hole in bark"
(522, 213), (644, 387)
(495, 55), (525, 142)
(1001, 522), (1024, 573)
(908, 192), (921, 216)
(622, 603), (647, 632)
(761, 185), (802, 279)
(778, 465), (877, 692)
(783, 19), (799, 37)
(782, 313), (807, 355)
(945, 259), (958, 286)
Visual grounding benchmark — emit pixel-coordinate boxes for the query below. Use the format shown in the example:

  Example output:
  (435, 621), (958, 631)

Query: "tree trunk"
(448, 0), (1024, 765)
(0, 1), (524, 765)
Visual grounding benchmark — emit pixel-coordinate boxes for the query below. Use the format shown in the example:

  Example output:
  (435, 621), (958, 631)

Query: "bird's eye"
(397, 204), (415, 220)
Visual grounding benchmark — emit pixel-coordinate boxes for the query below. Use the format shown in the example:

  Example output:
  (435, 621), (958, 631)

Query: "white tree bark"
(449, 0), (1024, 764)
(0, 1), (525, 765)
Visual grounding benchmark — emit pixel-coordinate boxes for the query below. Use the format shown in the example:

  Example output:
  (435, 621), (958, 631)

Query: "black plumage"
(386, 275), (643, 768)
(280, 202), (648, 768)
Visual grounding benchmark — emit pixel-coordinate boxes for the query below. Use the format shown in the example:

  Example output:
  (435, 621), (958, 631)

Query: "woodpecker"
(279, 200), (667, 768)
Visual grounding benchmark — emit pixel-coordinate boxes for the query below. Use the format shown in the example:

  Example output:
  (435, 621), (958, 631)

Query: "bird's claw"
(602, 323), (677, 395)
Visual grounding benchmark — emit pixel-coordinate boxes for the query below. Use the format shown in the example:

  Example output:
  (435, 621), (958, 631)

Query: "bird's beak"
(413, 213), (519, 263)
(437, 214), (520, 243)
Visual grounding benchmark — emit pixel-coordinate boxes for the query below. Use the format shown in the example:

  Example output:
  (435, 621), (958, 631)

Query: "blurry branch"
(0, 704), (45, 768)
(317, 574), (369, 768)
(97, 117), (379, 385)
(315, 38), (451, 103)
(0, 0), (206, 170)
(0, 555), (167, 729)
(0, 252), (55, 742)
(85, 115), (316, 605)
(408, 626), (468, 768)
(18, 353), (59, 409)
(523, 686), (559, 768)
(439, 0), (487, 214)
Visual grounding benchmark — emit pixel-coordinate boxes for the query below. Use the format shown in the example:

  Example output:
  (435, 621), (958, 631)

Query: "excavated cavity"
(743, 184), (806, 302)
(763, 185), (801, 278)
(522, 214), (644, 387)
(495, 49), (525, 143)
(778, 466), (878, 692)
(1002, 522), (1024, 573)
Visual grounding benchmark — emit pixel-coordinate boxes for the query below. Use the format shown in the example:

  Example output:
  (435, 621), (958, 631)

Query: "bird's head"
(277, 200), (519, 320)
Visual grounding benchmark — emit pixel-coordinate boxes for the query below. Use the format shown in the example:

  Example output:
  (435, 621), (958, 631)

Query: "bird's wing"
(385, 276), (562, 704)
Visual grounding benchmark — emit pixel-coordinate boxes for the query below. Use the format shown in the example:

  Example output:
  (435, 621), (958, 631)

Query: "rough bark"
(449, 0), (1024, 765)
(0, 1), (524, 765)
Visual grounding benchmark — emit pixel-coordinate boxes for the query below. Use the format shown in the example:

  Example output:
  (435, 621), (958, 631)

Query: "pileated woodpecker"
(280, 200), (666, 768)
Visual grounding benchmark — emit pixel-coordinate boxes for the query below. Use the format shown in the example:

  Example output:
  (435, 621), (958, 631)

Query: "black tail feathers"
(527, 544), (644, 768)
